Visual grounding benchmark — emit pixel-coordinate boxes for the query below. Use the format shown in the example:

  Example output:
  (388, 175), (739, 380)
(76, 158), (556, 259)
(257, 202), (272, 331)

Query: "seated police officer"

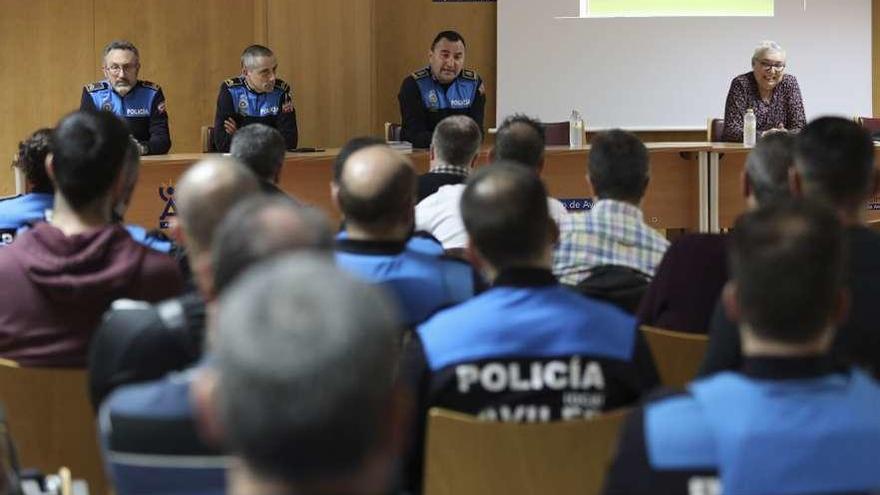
(604, 199), (880, 495)
(401, 162), (658, 491)
(213, 44), (298, 153)
(80, 40), (170, 155)
(0, 129), (53, 244)
(398, 30), (486, 149)
(332, 144), (475, 327)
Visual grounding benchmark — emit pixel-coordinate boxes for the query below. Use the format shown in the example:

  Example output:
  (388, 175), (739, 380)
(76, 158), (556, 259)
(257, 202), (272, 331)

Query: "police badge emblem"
(428, 90), (439, 109)
(102, 102), (112, 111)
(238, 96), (249, 115)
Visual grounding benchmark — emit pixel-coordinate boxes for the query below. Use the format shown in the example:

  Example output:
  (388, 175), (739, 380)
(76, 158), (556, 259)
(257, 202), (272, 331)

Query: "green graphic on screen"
(584, 0), (774, 17)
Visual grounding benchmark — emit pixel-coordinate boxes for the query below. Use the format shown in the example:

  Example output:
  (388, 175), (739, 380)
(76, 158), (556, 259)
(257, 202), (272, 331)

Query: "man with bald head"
(99, 193), (332, 494)
(401, 162), (658, 490)
(89, 157), (261, 407)
(332, 144), (475, 327)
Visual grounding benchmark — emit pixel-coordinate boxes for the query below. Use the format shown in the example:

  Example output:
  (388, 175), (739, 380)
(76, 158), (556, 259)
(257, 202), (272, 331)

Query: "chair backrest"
(543, 121), (573, 146)
(423, 407), (628, 495)
(384, 122), (403, 142)
(856, 116), (880, 136)
(707, 118), (725, 142)
(0, 363), (107, 495)
(200, 125), (217, 152)
(640, 325), (708, 388)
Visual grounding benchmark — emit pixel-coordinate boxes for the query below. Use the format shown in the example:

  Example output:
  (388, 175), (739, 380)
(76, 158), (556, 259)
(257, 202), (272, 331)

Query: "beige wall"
(3, 0), (879, 195)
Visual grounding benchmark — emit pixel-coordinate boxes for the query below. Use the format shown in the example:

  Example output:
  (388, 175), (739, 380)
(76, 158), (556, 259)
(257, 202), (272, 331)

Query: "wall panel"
(373, 0), (497, 136)
(268, 0), (374, 148)
(93, 0), (263, 155)
(0, 0), (95, 196)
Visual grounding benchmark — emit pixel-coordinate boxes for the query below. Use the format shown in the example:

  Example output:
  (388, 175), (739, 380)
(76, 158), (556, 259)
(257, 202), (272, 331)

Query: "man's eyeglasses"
(104, 64), (138, 74)
(758, 59), (785, 71)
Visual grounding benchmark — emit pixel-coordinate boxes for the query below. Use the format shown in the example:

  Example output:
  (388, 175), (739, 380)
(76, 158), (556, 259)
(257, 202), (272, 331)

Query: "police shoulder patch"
(411, 68), (430, 80)
(274, 79), (290, 92)
(461, 69), (478, 81)
(225, 77), (244, 87)
(140, 80), (161, 91)
(85, 81), (109, 92)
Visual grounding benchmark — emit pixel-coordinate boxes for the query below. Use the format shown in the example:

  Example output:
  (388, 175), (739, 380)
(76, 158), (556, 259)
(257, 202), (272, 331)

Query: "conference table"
(123, 143), (880, 237)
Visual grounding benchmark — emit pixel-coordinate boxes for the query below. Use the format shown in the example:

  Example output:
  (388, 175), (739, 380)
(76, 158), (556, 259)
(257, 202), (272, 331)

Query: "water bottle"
(743, 109), (757, 147)
(569, 110), (585, 148)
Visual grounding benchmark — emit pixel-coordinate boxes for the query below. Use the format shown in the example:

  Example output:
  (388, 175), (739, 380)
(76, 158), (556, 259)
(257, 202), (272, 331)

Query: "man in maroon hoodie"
(0, 111), (183, 367)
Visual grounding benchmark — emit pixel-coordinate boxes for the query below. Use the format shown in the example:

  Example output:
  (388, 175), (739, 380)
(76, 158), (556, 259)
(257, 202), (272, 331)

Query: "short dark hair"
(493, 114), (546, 170)
(241, 44), (274, 69)
(745, 133), (796, 205)
(13, 128), (53, 193)
(332, 137), (386, 183)
(230, 124), (286, 182)
(215, 254), (400, 484)
(461, 161), (551, 269)
(588, 129), (649, 202)
(212, 196), (333, 294)
(795, 117), (875, 208)
(50, 110), (130, 209)
(337, 151), (416, 229)
(432, 30), (466, 50)
(431, 116), (482, 167)
(730, 199), (845, 343)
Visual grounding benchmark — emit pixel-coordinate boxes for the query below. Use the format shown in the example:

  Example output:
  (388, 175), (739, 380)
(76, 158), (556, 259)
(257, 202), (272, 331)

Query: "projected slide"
(581, 0), (774, 17)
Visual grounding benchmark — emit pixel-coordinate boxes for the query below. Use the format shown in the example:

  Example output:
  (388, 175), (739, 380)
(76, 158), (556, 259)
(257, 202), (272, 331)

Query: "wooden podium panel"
(130, 144), (707, 234)
(710, 144), (880, 231)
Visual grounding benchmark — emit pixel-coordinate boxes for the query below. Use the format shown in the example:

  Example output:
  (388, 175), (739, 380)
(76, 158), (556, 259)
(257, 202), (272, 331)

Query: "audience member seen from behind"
(89, 158), (261, 408)
(230, 123), (291, 196)
(193, 254), (407, 495)
(417, 115), (482, 202)
(398, 30), (486, 149)
(553, 129), (668, 312)
(333, 145), (475, 327)
(638, 133), (796, 333)
(701, 117), (880, 377)
(99, 195), (332, 495)
(333, 136), (445, 258)
(402, 162), (659, 491)
(0, 129), (53, 244)
(416, 114), (571, 254)
(0, 110), (182, 367)
(721, 40), (806, 142)
(604, 199), (880, 495)
(213, 44), (297, 152)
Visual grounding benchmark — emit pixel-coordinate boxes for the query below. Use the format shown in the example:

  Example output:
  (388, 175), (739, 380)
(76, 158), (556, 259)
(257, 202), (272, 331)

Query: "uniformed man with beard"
(80, 40), (171, 155)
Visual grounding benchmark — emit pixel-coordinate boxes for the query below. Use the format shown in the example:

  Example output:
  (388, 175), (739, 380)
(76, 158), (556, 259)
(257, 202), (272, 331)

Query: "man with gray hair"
(417, 115), (482, 202)
(193, 254), (406, 495)
(81, 40), (171, 155)
(230, 123), (290, 196)
(638, 133), (796, 333)
(99, 196), (333, 495)
(213, 44), (298, 152)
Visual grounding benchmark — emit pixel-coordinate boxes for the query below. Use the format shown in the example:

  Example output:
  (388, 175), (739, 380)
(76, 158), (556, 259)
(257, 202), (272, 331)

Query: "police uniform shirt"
(212, 76), (298, 153)
(603, 356), (880, 495)
(0, 193), (53, 246)
(399, 267), (658, 491)
(334, 238), (475, 327)
(398, 66), (486, 149)
(80, 80), (171, 155)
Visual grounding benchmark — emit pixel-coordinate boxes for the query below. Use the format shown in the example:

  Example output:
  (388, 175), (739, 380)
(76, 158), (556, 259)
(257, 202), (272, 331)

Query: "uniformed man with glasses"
(80, 40), (171, 155)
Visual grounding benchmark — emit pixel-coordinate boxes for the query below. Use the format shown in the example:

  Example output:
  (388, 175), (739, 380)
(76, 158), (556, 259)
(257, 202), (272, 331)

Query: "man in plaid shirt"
(553, 130), (669, 286)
